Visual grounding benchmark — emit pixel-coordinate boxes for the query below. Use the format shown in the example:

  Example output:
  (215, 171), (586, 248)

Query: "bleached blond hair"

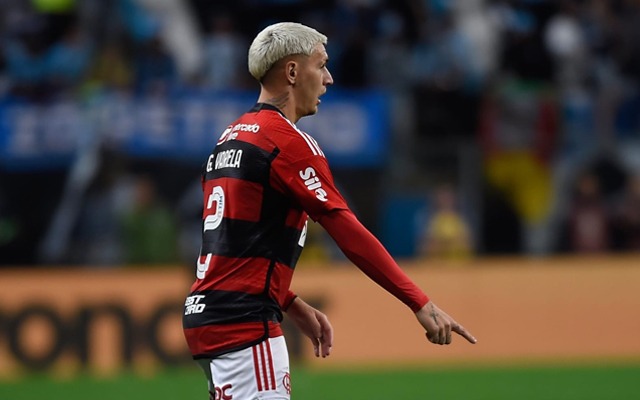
(248, 22), (327, 81)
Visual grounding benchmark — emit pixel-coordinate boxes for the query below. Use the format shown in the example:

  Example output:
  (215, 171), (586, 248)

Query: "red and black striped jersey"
(183, 103), (349, 358)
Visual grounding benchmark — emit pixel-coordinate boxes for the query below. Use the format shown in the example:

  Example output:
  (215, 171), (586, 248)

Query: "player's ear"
(286, 62), (297, 85)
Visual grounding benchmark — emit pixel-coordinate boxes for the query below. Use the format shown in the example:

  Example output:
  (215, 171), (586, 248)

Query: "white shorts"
(197, 336), (291, 400)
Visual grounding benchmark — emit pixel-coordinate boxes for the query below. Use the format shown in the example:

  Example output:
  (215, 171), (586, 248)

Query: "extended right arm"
(319, 208), (477, 345)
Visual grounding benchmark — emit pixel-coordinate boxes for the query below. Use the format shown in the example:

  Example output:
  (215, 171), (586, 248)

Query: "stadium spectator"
(558, 170), (611, 253)
(45, 20), (93, 94)
(200, 13), (248, 90)
(409, 7), (482, 140)
(612, 174), (640, 251)
(132, 34), (177, 95)
(419, 183), (473, 260)
(2, 16), (51, 100)
(479, 72), (559, 254)
(544, 0), (589, 93)
(120, 174), (180, 265)
(367, 10), (412, 90)
(84, 38), (134, 93)
(68, 151), (130, 266)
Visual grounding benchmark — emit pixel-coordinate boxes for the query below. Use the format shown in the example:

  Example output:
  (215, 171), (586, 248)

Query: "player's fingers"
(320, 335), (332, 358)
(306, 316), (322, 358)
(314, 311), (333, 357)
(439, 324), (447, 345)
(445, 323), (452, 345)
(311, 337), (320, 357)
(453, 324), (477, 344)
(425, 331), (439, 344)
(320, 315), (334, 348)
(319, 335), (331, 358)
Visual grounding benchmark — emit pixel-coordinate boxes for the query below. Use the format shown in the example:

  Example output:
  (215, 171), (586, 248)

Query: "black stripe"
(203, 141), (274, 184)
(182, 290), (282, 329)
(263, 259), (276, 296)
(202, 220), (303, 268)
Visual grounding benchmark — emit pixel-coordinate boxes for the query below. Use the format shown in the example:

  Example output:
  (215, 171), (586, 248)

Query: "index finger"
(453, 324), (477, 344)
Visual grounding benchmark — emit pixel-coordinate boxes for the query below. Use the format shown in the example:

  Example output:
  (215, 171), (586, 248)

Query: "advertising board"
(1, 257), (639, 377)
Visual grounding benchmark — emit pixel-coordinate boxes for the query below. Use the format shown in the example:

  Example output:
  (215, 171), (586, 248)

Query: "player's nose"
(324, 69), (334, 86)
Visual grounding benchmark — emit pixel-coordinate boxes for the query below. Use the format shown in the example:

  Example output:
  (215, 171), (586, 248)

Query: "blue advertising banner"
(0, 99), (87, 169)
(0, 89), (389, 170)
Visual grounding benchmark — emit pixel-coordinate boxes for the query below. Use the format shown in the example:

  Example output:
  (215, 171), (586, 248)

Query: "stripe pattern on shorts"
(252, 341), (277, 392)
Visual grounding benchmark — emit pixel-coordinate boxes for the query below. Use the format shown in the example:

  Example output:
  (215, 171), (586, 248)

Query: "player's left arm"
(285, 296), (333, 358)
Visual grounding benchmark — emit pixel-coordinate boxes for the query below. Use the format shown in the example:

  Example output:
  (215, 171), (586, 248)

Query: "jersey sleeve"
(272, 143), (349, 221)
(319, 209), (430, 312)
(282, 290), (298, 311)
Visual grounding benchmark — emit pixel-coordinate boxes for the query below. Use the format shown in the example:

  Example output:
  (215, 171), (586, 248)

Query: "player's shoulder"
(275, 118), (325, 159)
(215, 107), (280, 149)
(237, 104), (326, 159)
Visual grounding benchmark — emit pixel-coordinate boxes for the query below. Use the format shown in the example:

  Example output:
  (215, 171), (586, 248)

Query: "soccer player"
(183, 22), (477, 400)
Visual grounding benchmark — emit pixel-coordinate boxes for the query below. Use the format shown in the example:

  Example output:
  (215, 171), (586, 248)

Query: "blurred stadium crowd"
(1, 0), (640, 267)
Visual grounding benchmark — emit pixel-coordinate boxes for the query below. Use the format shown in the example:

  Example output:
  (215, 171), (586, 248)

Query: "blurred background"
(3, 0), (640, 265)
(0, 0), (639, 399)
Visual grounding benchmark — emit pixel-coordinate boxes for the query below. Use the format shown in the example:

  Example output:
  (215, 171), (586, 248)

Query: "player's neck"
(257, 88), (299, 123)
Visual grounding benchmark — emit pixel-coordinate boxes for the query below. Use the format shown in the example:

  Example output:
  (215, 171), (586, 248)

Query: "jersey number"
(197, 185), (224, 279)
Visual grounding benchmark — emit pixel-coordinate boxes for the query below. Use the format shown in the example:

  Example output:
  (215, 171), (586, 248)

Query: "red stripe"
(252, 345), (263, 391)
(266, 339), (277, 390)
(190, 255), (270, 294)
(203, 178), (263, 222)
(189, 257), (295, 306)
(183, 322), (283, 357)
(260, 343), (270, 390)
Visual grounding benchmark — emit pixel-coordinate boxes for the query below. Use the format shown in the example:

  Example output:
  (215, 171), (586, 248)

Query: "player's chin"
(304, 106), (319, 117)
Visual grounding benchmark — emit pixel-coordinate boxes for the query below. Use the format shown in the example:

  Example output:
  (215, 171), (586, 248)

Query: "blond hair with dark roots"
(248, 22), (327, 81)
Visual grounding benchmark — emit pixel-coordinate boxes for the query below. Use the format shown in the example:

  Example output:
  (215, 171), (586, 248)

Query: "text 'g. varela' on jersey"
(183, 103), (349, 358)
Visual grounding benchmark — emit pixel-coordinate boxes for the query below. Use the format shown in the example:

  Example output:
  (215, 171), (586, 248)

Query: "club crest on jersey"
(299, 167), (328, 202)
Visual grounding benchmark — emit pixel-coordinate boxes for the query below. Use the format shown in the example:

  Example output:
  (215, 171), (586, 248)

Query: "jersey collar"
(250, 103), (287, 119)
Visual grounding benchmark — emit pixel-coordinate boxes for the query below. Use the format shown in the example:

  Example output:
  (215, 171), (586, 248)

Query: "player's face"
(295, 43), (333, 119)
